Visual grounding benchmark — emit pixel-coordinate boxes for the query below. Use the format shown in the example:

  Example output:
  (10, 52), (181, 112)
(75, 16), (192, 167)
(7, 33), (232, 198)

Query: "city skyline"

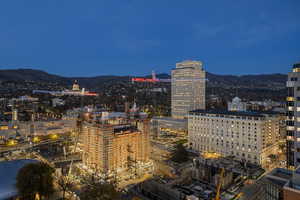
(0, 0), (299, 76)
(1, 1), (300, 199)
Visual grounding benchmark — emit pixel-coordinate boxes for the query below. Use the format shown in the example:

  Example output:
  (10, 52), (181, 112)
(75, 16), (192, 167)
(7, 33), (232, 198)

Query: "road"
(0, 138), (67, 155)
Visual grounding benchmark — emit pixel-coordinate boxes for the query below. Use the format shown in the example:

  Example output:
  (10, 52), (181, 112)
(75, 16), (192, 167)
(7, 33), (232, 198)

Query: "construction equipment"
(68, 91), (85, 177)
(231, 192), (243, 200)
(131, 70), (171, 83)
(215, 168), (225, 200)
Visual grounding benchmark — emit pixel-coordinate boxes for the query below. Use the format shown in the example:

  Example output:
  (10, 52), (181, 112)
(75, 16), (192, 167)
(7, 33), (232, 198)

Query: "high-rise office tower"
(287, 63), (300, 168)
(171, 60), (206, 119)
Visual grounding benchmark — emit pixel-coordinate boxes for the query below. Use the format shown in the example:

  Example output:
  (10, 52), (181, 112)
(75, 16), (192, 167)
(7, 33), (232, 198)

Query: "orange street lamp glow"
(50, 134), (58, 140)
(7, 139), (17, 146)
(33, 137), (40, 143)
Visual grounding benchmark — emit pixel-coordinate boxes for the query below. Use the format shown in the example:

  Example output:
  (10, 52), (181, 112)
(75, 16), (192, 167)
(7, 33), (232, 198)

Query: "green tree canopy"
(171, 143), (189, 163)
(16, 162), (55, 200)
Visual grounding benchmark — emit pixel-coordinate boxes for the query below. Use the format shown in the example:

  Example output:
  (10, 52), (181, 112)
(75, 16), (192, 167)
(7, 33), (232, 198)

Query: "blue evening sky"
(0, 0), (299, 76)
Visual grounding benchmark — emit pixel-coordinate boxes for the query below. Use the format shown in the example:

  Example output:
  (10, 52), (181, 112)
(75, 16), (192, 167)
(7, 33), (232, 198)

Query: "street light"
(33, 136), (40, 143)
(50, 134), (58, 140)
(7, 139), (17, 146)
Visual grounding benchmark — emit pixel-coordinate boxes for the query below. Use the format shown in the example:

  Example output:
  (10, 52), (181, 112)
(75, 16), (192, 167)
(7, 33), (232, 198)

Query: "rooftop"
(241, 183), (263, 200)
(261, 168), (293, 187)
(152, 116), (187, 123)
(113, 125), (138, 134)
(269, 168), (293, 180)
(189, 109), (280, 118)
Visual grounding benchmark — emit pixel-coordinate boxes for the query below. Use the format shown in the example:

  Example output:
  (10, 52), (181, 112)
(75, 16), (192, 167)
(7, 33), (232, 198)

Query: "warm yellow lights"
(0, 126), (9, 130)
(32, 136), (40, 143)
(202, 152), (221, 159)
(287, 97), (295, 101)
(293, 68), (300, 72)
(160, 127), (186, 135)
(49, 134), (58, 140)
(7, 139), (17, 146)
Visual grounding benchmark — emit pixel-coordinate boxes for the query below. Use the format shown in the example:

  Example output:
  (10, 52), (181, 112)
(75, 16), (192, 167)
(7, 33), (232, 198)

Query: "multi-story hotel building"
(82, 119), (150, 175)
(171, 60), (206, 119)
(188, 110), (280, 167)
(287, 63), (300, 168)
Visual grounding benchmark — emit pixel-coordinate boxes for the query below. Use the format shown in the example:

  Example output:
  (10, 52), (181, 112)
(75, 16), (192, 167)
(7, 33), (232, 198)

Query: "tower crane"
(68, 90), (85, 177)
(215, 168), (225, 200)
(215, 168), (243, 200)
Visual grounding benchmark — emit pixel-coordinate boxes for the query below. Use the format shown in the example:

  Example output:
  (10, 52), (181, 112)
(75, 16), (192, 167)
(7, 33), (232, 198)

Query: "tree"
(57, 175), (73, 200)
(268, 154), (278, 162)
(79, 182), (121, 200)
(170, 143), (189, 163)
(16, 162), (55, 200)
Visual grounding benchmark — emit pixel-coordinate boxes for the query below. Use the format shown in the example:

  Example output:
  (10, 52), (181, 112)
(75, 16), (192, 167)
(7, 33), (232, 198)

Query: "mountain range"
(0, 68), (287, 89)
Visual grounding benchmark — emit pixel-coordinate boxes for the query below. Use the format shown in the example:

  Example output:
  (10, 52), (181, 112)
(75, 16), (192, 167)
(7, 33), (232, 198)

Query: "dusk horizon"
(1, 1), (300, 199)
(0, 64), (291, 77)
(0, 0), (299, 76)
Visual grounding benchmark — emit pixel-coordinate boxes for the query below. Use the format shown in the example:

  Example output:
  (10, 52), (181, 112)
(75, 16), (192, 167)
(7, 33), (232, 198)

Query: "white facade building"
(52, 98), (65, 107)
(228, 97), (247, 111)
(188, 110), (280, 167)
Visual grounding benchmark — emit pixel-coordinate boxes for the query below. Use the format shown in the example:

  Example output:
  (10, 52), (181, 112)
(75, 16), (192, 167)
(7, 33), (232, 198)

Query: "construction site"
(134, 151), (265, 200)
(80, 110), (153, 185)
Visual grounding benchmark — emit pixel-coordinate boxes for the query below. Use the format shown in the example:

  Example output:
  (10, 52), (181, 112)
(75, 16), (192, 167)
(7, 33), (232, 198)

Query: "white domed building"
(228, 97), (247, 111)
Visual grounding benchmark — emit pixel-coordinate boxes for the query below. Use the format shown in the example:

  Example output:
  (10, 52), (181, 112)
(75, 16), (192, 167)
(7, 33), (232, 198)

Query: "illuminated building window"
(287, 136), (293, 140)
(293, 68), (300, 73)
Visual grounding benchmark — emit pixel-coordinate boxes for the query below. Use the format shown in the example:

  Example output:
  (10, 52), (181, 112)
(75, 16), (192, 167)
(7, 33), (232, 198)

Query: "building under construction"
(82, 117), (151, 177)
(192, 156), (264, 190)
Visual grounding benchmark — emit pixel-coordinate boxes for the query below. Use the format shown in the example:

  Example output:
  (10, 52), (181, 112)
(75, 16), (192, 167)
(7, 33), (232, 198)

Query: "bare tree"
(57, 175), (73, 200)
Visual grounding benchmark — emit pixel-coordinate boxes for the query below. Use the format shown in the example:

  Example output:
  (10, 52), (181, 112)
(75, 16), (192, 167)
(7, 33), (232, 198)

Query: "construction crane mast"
(68, 91), (85, 177)
(215, 168), (225, 200)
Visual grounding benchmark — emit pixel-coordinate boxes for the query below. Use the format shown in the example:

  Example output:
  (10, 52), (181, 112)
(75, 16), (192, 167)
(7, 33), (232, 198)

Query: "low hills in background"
(0, 68), (287, 90)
